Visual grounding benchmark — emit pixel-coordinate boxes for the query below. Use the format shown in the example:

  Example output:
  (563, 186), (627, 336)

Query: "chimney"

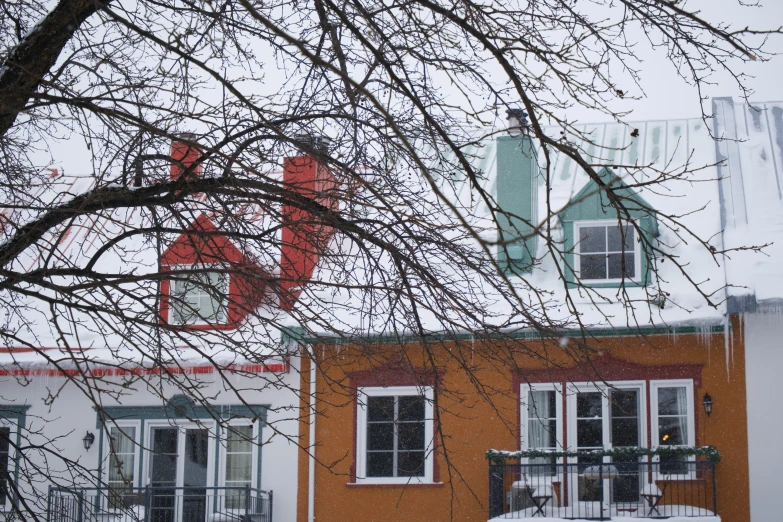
(497, 108), (537, 274)
(279, 134), (339, 310)
(294, 134), (332, 155)
(170, 133), (202, 180)
(506, 108), (529, 137)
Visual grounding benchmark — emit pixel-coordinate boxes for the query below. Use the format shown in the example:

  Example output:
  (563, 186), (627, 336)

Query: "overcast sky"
(41, 0), (783, 174)
(571, 0), (783, 123)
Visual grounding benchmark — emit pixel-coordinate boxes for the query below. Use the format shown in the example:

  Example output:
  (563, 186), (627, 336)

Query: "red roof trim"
(0, 361), (289, 378)
(0, 346), (93, 353)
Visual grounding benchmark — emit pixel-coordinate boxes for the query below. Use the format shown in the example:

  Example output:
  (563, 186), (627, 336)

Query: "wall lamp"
(702, 393), (713, 417)
(83, 431), (95, 450)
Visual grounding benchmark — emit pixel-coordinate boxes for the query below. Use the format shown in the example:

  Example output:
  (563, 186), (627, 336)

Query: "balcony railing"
(488, 451), (718, 520)
(47, 486), (272, 522)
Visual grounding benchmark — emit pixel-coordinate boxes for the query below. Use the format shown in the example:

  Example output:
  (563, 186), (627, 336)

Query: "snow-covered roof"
(713, 98), (783, 310)
(5, 96), (780, 368)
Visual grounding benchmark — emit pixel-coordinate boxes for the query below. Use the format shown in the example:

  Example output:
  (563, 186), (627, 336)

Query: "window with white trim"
(356, 386), (434, 484)
(170, 270), (229, 324)
(222, 424), (257, 509)
(103, 423), (140, 510)
(521, 384), (563, 476)
(574, 221), (639, 282)
(651, 380), (695, 475)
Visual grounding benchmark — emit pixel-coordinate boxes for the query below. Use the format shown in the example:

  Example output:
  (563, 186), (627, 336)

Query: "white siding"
(744, 313), (783, 521)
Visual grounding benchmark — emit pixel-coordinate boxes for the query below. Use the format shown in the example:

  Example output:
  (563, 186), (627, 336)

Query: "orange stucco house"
(293, 99), (783, 522)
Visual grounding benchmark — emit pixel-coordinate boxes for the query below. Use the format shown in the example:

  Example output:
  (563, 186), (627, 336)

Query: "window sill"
(346, 481), (443, 487)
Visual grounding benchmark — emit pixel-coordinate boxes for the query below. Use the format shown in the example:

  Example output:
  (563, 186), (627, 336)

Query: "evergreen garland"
(486, 446), (721, 464)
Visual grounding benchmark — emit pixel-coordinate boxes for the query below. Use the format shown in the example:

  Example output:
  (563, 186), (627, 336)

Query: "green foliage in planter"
(485, 446), (721, 464)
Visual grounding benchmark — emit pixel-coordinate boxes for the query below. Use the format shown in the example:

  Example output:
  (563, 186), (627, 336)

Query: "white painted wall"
(744, 313), (783, 522)
(0, 360), (301, 522)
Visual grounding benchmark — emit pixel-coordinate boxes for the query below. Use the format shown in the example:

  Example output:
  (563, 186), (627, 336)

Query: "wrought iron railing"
(47, 485), (272, 522)
(488, 458), (717, 519)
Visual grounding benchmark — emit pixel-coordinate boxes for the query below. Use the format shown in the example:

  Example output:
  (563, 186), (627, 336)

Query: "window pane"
(658, 387), (687, 416)
(366, 452), (394, 477)
(612, 418), (639, 447)
(397, 451), (425, 477)
(529, 419), (557, 450)
(577, 419), (603, 448)
(398, 396), (425, 422)
(611, 391), (638, 418)
(579, 227), (606, 253)
(398, 422), (424, 451)
(607, 224), (634, 252)
(577, 392), (602, 418)
(226, 426), (253, 453)
(171, 271), (227, 324)
(111, 427), (136, 454)
(658, 417), (686, 446)
(225, 454), (252, 482)
(367, 423), (394, 451)
(528, 390), (555, 419)
(580, 254), (606, 279)
(367, 396), (394, 422)
(607, 253), (635, 279)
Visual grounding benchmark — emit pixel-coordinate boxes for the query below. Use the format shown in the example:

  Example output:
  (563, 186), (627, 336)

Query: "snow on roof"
(6, 98), (776, 366)
(713, 98), (783, 308)
(301, 115), (729, 336)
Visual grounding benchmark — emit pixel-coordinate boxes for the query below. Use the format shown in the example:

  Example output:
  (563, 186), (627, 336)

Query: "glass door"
(573, 391), (607, 518)
(568, 386), (645, 517)
(610, 390), (642, 509)
(148, 426), (211, 522)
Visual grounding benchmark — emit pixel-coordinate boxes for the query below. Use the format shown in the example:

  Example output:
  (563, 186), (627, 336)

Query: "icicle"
(724, 315), (731, 380)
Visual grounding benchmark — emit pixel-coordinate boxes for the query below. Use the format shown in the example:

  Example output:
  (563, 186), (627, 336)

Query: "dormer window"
(169, 269), (229, 325)
(575, 221), (639, 283)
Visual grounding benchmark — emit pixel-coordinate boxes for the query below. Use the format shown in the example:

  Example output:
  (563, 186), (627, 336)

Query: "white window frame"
(520, 383), (563, 453)
(102, 420), (142, 512)
(103, 420), (142, 487)
(168, 265), (230, 326)
(650, 379), (696, 479)
(565, 381), (647, 453)
(355, 386), (435, 485)
(142, 420), (217, 488)
(573, 219), (642, 284)
(0, 420), (17, 511)
(218, 421), (259, 497)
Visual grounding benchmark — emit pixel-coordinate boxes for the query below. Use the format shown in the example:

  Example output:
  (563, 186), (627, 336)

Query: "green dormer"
(559, 168), (658, 287)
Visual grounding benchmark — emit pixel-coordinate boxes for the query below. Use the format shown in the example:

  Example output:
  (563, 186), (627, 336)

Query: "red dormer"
(160, 213), (268, 330)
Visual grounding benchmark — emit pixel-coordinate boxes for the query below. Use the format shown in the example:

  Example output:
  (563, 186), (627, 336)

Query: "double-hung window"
(222, 424), (257, 509)
(521, 385), (563, 476)
(170, 269), (229, 325)
(356, 386), (434, 484)
(651, 380), (695, 476)
(575, 221), (639, 283)
(104, 423), (140, 509)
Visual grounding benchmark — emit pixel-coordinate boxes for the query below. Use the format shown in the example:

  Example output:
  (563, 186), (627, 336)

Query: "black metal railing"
(489, 458), (717, 519)
(47, 485), (273, 522)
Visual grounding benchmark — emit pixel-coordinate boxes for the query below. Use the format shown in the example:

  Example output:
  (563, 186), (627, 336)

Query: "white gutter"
(307, 346), (316, 522)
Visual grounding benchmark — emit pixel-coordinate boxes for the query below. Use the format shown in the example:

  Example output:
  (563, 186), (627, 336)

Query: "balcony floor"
(489, 504), (720, 521)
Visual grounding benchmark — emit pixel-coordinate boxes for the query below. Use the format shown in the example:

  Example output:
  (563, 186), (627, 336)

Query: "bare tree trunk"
(0, 0), (109, 137)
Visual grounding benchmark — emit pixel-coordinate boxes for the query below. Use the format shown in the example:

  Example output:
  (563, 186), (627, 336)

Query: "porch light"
(702, 393), (713, 417)
(82, 431), (95, 450)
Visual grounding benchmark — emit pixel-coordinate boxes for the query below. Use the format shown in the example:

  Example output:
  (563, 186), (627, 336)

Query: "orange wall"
(297, 321), (749, 522)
